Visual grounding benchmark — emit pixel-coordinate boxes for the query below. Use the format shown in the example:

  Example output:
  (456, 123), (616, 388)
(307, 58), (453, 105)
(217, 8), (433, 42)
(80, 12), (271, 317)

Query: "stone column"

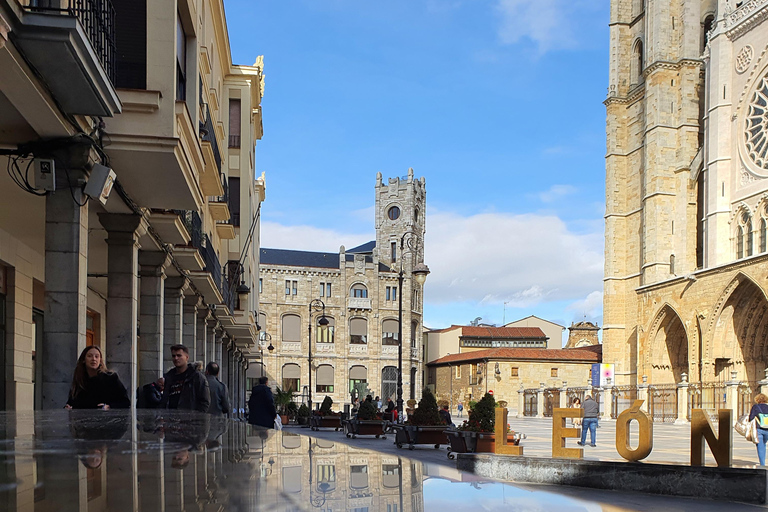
(196, 310), (208, 365)
(182, 295), (200, 364)
(759, 369), (768, 396)
(138, 251), (171, 387)
(725, 371), (740, 412)
(163, 277), (188, 371)
(559, 382), (568, 409)
(43, 169), (89, 409)
(675, 373), (690, 424)
(638, 375), (649, 413)
(601, 385), (613, 421)
(99, 213), (146, 403)
(536, 384), (545, 419)
(234, 351), (242, 419)
(517, 386), (525, 418)
(214, 329), (224, 368)
(205, 319), (216, 364)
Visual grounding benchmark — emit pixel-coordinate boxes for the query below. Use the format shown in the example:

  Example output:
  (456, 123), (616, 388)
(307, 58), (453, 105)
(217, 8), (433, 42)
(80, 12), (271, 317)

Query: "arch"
(734, 206), (753, 259)
(706, 273), (768, 382)
(316, 316), (335, 343)
(702, 14), (714, 53)
(281, 313), (301, 342)
(381, 366), (398, 401)
(283, 363), (301, 393)
(382, 318), (399, 345)
(350, 317), (368, 344)
(316, 364), (334, 393)
(350, 283), (368, 298)
(631, 39), (644, 84)
(647, 304), (689, 384)
(411, 320), (419, 348)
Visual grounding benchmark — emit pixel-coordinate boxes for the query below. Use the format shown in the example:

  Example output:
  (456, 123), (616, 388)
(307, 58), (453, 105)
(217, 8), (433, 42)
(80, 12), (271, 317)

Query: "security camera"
(84, 163), (116, 205)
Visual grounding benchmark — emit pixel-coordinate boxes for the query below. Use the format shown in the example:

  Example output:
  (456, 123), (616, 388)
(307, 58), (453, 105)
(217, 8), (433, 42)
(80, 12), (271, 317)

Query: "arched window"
(737, 210), (753, 259)
(702, 14), (714, 53)
(411, 320), (418, 348)
(282, 363), (301, 393)
(349, 365), (367, 395)
(632, 40), (644, 84)
(382, 319), (399, 345)
(281, 314), (301, 342)
(738, 225), (745, 259)
(316, 364), (334, 393)
(669, 254), (675, 275)
(351, 283), (368, 298)
(350, 318), (368, 344)
(381, 366), (398, 402)
(316, 316), (335, 343)
(747, 219), (754, 256)
(760, 217), (767, 253)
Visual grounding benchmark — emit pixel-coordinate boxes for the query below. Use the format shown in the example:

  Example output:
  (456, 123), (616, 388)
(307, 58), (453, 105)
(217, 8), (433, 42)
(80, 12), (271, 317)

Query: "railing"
(738, 383), (758, 418)
(611, 385), (638, 419)
(688, 382), (726, 422)
(648, 384), (677, 423)
(543, 388), (560, 417)
(27, 0), (117, 83)
(229, 134), (241, 148)
(211, 173), (228, 203)
(523, 389), (537, 417)
(200, 103), (222, 173)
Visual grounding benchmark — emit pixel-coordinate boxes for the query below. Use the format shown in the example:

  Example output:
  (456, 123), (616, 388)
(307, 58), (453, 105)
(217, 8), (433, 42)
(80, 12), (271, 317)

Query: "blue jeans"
(757, 428), (768, 465)
(581, 418), (598, 445)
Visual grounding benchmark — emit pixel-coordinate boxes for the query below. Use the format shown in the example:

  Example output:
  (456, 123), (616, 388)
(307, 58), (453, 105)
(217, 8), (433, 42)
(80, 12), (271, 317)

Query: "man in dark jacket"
(205, 362), (231, 416)
(247, 376), (276, 428)
(136, 378), (164, 408)
(160, 345), (210, 412)
(577, 395), (599, 447)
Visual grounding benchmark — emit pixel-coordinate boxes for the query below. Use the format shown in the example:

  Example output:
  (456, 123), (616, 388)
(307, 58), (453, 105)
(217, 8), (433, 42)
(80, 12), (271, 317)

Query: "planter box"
(297, 416), (309, 426)
(393, 425), (448, 450)
(310, 416), (342, 431)
(475, 432), (521, 453)
(344, 419), (389, 439)
(446, 430), (477, 459)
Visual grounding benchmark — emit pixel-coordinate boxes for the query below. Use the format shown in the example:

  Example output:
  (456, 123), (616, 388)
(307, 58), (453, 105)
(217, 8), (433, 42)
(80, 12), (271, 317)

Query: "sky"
(224, 0), (610, 343)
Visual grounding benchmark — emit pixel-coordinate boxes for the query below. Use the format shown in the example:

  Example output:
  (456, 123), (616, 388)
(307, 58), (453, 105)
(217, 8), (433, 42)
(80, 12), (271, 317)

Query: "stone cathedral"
(256, 171), (427, 408)
(603, 0), (768, 386)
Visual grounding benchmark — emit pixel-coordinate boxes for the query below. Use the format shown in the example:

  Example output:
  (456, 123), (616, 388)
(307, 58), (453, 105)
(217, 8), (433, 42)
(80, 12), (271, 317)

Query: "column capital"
(184, 293), (203, 308)
(98, 212), (147, 236)
(165, 276), (190, 297)
(139, 250), (172, 277)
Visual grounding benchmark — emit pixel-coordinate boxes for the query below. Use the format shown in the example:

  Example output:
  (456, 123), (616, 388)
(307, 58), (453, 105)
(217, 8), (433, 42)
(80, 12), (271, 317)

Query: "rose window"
(745, 73), (768, 170)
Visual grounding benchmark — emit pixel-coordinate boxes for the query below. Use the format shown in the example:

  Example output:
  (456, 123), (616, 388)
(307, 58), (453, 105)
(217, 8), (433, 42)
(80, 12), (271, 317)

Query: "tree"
(409, 388), (442, 426)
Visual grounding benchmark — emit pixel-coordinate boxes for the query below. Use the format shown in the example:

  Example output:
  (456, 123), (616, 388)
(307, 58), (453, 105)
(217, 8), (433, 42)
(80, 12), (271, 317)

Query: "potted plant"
(406, 399), (417, 417)
(394, 388), (448, 450)
(274, 387), (294, 425)
(285, 400), (298, 422)
(310, 396), (342, 431)
(297, 404), (310, 425)
(345, 398), (388, 439)
(458, 393), (519, 453)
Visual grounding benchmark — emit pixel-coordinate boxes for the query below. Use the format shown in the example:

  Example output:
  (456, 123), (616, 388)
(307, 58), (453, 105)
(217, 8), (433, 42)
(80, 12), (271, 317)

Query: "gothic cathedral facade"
(257, 171), (427, 408)
(604, 0), (768, 386)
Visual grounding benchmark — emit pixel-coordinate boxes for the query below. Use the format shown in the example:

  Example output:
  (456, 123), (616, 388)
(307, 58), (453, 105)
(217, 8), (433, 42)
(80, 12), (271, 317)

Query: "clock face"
(745, 71), (768, 172)
(387, 206), (401, 221)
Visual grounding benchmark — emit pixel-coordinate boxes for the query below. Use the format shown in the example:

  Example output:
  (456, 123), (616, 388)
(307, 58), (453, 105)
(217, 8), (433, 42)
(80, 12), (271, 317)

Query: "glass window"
(316, 317), (335, 343)
(382, 319), (399, 346)
(351, 284), (368, 298)
(391, 242), (397, 263)
(281, 314), (301, 342)
(228, 99), (241, 148)
(283, 364), (301, 393)
(761, 218), (767, 253)
(747, 220), (754, 256)
(316, 365), (334, 393)
(285, 280), (291, 295)
(738, 226), (745, 259)
(551, 368), (558, 377)
(292, 280), (298, 295)
(350, 465), (369, 490)
(387, 206), (400, 220)
(511, 367), (519, 377)
(176, 15), (186, 101)
(350, 318), (368, 344)
(319, 282), (325, 297)
(326, 283), (332, 297)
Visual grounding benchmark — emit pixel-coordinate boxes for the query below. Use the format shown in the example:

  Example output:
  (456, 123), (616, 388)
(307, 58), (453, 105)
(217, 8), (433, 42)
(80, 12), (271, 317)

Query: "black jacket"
(136, 382), (163, 409)
(160, 366), (211, 412)
(66, 371), (130, 409)
(207, 375), (231, 416)
(247, 384), (276, 428)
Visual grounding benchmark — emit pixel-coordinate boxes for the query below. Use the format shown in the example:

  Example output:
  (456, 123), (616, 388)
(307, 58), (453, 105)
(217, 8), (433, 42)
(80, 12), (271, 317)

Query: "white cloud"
(566, 290), (604, 321)
(495, 0), (594, 53)
(537, 184), (577, 203)
(424, 210), (603, 308)
(260, 221), (373, 253)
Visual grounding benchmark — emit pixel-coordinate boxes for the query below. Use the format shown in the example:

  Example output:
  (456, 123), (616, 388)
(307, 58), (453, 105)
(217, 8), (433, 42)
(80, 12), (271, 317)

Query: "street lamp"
(308, 299), (329, 412)
(258, 332), (273, 378)
(396, 231), (430, 422)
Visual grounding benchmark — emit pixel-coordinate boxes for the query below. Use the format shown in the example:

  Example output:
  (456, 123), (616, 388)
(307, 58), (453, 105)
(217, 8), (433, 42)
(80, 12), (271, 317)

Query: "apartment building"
(0, 0), (264, 411)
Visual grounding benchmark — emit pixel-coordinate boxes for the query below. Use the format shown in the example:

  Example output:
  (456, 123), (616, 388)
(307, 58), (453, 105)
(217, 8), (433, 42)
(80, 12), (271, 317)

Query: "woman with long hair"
(750, 393), (768, 466)
(65, 345), (130, 409)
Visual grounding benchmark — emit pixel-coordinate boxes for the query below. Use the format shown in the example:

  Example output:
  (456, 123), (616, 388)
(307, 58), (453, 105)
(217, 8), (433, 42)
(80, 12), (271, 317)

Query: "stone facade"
(604, 0), (768, 386)
(565, 321), (600, 348)
(258, 171), (427, 409)
(505, 315), (566, 349)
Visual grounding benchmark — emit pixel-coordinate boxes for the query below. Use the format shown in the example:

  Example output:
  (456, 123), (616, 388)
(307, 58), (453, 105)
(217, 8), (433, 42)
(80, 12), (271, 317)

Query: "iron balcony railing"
(27, 0), (116, 83)
(199, 103), (222, 173)
(211, 173), (228, 203)
(180, 210), (222, 298)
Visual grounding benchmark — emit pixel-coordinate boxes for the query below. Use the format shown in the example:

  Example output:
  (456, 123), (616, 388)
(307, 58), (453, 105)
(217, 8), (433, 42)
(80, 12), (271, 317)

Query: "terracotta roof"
(427, 346), (602, 366)
(428, 325), (547, 338)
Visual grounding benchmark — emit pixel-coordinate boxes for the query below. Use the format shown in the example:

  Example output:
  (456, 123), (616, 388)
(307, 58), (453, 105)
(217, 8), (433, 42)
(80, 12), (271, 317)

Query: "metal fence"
(543, 388), (560, 417)
(523, 389), (537, 417)
(738, 383), (758, 418)
(648, 384), (677, 423)
(611, 385), (638, 419)
(688, 382), (726, 421)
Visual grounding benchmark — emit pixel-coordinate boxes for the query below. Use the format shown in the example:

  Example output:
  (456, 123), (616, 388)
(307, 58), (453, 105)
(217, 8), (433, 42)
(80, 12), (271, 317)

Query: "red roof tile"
(460, 326), (547, 339)
(427, 346), (602, 366)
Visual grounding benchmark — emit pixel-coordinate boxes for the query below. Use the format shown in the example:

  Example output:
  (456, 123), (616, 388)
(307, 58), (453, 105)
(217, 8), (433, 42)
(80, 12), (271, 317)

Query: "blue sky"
(225, 1), (610, 342)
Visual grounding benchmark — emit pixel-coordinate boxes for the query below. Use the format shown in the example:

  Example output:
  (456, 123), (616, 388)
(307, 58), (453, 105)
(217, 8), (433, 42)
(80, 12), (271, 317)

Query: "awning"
(282, 314), (301, 342)
(283, 363), (301, 379)
(317, 365), (334, 385)
(382, 319), (398, 335)
(350, 318), (367, 336)
(349, 365), (367, 380)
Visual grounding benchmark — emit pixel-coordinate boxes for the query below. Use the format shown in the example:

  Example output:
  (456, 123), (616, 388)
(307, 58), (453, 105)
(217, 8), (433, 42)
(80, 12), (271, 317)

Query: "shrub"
(285, 401), (298, 416)
(319, 396), (333, 415)
(297, 404), (310, 418)
(459, 393), (495, 432)
(408, 388), (442, 426)
(357, 400), (379, 421)
(468, 400), (478, 411)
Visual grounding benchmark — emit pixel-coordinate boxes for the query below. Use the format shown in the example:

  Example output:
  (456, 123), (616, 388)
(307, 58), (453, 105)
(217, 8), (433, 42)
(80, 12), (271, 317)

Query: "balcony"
(6, 0), (121, 116)
(347, 297), (372, 310)
(199, 102), (224, 196)
(216, 219), (235, 239)
(209, 174), (230, 221)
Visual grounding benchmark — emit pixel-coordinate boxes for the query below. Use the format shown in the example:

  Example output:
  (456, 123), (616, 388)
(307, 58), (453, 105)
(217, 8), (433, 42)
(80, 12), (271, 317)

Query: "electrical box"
(34, 158), (56, 191)
(84, 163), (116, 205)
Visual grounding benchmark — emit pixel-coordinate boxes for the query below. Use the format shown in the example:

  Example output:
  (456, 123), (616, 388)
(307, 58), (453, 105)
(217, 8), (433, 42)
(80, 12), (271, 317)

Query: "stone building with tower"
(603, 0), (768, 388)
(256, 170), (427, 409)
(565, 321), (601, 349)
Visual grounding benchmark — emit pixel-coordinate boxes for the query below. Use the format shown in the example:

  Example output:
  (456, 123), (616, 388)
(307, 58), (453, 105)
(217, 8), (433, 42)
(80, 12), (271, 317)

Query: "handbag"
(274, 414), (283, 431)
(746, 418), (759, 445)
(735, 414), (750, 437)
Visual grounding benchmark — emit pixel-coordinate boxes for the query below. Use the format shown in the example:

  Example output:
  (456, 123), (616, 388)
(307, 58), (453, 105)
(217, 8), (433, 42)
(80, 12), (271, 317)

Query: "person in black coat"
(247, 376), (276, 428)
(137, 378), (164, 408)
(205, 362), (231, 416)
(65, 346), (130, 409)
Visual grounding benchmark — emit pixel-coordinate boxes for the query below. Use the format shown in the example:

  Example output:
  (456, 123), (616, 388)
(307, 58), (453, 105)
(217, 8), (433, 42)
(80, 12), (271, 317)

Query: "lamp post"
(258, 332), (273, 378)
(308, 299), (328, 413)
(396, 231), (430, 422)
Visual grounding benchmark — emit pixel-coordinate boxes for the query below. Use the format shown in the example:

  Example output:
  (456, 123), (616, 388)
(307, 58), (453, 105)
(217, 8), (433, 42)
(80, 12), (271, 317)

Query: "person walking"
(137, 378), (164, 408)
(577, 395), (599, 447)
(65, 346), (130, 409)
(571, 397), (583, 427)
(205, 362), (231, 416)
(375, 396), (382, 411)
(457, 402), (464, 418)
(248, 376), (277, 428)
(160, 344), (210, 412)
(750, 393), (768, 465)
